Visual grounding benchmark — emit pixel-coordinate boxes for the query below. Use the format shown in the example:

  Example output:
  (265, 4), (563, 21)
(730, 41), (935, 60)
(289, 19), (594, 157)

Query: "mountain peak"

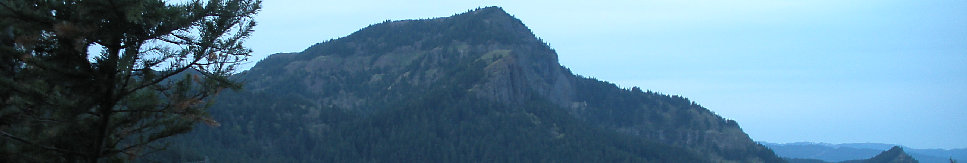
(443, 6), (539, 45)
(827, 146), (920, 163)
(866, 146), (919, 163)
(464, 6), (510, 17)
(295, 6), (542, 60)
(887, 146), (905, 153)
(458, 6), (519, 24)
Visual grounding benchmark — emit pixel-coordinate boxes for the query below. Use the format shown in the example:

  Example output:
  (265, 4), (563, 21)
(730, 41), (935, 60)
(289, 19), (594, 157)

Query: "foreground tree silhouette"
(0, 0), (260, 162)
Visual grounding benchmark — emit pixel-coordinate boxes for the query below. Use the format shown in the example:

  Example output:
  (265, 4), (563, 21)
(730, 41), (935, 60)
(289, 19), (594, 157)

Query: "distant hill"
(764, 142), (965, 163)
(786, 146), (920, 163)
(141, 6), (783, 162)
(841, 146), (919, 163)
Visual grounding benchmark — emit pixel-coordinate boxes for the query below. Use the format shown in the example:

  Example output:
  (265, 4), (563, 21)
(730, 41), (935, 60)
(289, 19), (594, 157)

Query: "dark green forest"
(149, 75), (705, 162)
(147, 45), (707, 162)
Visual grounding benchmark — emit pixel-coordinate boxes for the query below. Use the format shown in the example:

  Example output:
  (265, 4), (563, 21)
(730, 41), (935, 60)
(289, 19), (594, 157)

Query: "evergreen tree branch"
(0, 130), (86, 156)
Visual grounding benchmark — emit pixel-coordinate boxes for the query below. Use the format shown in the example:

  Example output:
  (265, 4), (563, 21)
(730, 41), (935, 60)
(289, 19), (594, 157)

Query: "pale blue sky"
(240, 0), (967, 149)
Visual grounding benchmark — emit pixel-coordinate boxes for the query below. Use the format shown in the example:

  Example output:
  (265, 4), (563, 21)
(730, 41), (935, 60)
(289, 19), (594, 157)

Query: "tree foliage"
(0, 0), (261, 162)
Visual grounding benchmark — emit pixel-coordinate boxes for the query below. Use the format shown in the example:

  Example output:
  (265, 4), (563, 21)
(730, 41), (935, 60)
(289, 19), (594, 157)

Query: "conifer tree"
(0, 0), (261, 162)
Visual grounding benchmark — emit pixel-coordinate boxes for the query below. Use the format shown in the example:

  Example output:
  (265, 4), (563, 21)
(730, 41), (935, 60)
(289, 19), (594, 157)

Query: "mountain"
(143, 7), (782, 162)
(841, 146), (920, 163)
(764, 142), (965, 163)
(766, 142), (886, 162)
(786, 146), (920, 163)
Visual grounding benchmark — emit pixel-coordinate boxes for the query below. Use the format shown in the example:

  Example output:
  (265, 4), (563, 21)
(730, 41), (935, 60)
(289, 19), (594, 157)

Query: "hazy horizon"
(238, 0), (966, 149)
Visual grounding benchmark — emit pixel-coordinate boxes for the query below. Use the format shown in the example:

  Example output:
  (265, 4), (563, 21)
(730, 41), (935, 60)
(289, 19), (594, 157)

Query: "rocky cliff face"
(234, 6), (780, 162)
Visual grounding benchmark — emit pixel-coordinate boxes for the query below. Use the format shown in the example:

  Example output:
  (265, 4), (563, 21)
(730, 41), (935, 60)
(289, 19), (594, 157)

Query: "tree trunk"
(89, 39), (121, 162)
